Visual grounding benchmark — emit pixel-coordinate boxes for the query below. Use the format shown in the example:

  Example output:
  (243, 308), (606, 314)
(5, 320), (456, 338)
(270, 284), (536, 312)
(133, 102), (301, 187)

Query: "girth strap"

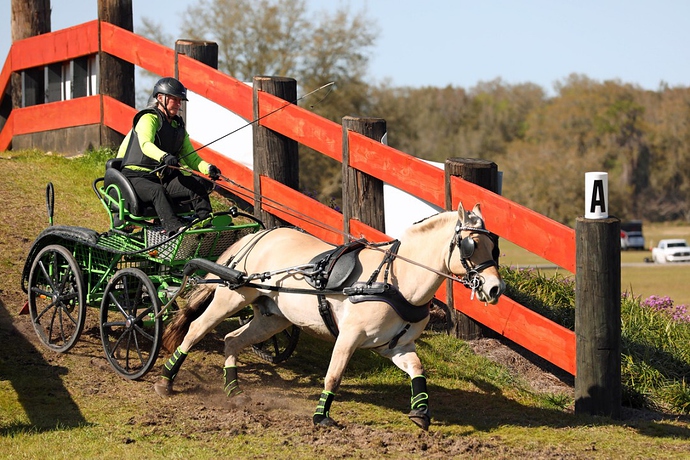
(318, 294), (339, 337)
(346, 282), (430, 323)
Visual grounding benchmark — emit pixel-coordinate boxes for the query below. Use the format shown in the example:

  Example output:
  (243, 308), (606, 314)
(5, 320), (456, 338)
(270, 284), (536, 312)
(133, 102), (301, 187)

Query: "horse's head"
(448, 203), (505, 304)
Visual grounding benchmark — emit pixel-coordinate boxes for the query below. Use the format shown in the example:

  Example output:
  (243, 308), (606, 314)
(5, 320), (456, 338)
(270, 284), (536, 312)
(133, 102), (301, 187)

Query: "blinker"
(460, 236), (476, 259)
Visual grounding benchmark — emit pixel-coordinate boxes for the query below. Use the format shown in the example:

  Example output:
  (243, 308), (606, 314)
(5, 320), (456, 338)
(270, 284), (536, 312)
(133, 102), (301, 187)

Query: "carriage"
(19, 159), (299, 380)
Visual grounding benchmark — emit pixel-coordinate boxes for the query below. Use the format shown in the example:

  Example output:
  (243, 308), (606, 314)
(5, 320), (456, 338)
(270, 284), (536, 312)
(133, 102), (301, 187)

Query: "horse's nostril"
(489, 286), (501, 299)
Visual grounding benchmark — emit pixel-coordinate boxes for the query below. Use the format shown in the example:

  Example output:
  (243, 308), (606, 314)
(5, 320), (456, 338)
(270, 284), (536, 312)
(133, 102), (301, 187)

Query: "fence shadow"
(0, 298), (87, 434)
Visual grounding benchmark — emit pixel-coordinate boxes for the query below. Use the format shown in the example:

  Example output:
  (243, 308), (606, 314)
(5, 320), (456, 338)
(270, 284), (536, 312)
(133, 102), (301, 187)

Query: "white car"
(651, 239), (690, 263)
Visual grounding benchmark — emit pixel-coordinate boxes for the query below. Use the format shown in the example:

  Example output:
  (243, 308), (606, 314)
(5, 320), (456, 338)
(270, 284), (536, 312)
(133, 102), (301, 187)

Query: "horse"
(154, 202), (505, 430)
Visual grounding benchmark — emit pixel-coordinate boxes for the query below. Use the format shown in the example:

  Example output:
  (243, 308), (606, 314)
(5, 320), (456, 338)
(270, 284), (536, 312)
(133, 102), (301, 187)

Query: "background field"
(500, 223), (690, 306)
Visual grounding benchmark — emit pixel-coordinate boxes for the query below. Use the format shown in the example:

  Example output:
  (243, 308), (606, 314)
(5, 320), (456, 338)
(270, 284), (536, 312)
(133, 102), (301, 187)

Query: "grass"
(1, 149), (690, 458)
(500, 265), (690, 414)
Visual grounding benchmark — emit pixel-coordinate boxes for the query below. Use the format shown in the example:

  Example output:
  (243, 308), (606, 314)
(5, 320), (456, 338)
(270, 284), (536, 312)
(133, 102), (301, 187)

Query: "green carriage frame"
(20, 166), (298, 380)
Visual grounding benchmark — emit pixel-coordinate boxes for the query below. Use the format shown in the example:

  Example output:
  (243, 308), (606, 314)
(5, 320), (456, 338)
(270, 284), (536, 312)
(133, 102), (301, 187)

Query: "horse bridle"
(449, 221), (498, 299)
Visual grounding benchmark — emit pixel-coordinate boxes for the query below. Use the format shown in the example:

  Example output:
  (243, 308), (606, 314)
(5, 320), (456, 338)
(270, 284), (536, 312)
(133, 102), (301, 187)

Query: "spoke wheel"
(100, 268), (162, 380)
(28, 244), (86, 352)
(238, 310), (300, 364)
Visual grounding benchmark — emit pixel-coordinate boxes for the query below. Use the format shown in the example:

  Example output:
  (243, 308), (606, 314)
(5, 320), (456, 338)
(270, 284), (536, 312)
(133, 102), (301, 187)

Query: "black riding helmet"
(152, 77), (188, 101)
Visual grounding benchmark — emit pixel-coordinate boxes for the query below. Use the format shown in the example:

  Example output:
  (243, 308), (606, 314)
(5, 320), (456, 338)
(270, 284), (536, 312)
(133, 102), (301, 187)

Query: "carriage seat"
(104, 158), (192, 222)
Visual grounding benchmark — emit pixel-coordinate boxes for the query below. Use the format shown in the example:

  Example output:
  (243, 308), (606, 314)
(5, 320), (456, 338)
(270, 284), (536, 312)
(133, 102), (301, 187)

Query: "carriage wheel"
(28, 244), (86, 353)
(237, 310), (300, 364)
(99, 268), (162, 380)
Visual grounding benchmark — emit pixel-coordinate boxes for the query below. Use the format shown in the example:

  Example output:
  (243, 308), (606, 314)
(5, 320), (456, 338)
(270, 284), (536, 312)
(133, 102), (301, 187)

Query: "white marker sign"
(585, 172), (608, 219)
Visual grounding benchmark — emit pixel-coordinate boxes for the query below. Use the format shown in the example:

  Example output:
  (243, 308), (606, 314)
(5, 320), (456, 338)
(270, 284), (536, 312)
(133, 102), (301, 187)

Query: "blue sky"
(2, 0), (690, 94)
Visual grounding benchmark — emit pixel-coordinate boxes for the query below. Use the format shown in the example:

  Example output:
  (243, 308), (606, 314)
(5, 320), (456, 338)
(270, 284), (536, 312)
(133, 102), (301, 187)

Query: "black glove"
(161, 154), (179, 167)
(208, 164), (221, 180)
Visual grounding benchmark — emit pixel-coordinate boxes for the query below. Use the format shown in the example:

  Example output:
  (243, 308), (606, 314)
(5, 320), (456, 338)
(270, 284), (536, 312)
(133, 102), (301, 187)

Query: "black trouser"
(124, 169), (212, 233)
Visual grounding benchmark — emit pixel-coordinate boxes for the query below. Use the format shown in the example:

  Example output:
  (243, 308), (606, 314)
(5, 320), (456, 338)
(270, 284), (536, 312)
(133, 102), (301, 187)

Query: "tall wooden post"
(575, 216), (621, 419)
(445, 157), (499, 339)
(252, 76), (299, 228)
(342, 117), (386, 241)
(173, 39), (248, 207)
(98, 0), (134, 148)
(174, 39), (219, 124)
(10, 0), (51, 112)
(175, 40), (219, 69)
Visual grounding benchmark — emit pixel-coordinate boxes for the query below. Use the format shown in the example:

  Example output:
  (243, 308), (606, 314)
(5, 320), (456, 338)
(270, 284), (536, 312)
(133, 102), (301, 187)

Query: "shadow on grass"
(0, 299), (88, 435)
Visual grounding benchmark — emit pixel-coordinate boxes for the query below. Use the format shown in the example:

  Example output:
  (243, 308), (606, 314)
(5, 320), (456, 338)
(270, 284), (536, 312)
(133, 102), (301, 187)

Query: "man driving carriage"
(116, 77), (222, 236)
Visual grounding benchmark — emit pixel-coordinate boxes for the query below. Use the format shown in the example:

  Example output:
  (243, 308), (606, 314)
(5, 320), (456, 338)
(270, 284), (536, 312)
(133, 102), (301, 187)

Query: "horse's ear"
(472, 203), (483, 220)
(457, 202), (467, 224)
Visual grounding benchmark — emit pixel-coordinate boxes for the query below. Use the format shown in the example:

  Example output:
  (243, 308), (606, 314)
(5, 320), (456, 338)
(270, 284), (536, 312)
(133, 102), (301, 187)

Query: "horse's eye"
(460, 237), (476, 259)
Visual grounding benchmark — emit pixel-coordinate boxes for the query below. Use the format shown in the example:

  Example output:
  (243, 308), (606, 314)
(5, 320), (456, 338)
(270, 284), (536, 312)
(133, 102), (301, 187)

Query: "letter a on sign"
(590, 180), (606, 213)
(585, 172), (608, 218)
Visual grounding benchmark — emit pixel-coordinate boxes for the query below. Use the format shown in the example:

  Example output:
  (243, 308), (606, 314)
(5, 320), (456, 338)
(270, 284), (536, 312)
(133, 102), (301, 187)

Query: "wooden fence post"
(10, 0), (50, 112)
(98, 0), (134, 148)
(174, 39), (218, 125)
(252, 76), (298, 228)
(173, 39), (249, 208)
(175, 40), (219, 70)
(445, 157), (499, 339)
(575, 216), (621, 419)
(342, 117), (386, 242)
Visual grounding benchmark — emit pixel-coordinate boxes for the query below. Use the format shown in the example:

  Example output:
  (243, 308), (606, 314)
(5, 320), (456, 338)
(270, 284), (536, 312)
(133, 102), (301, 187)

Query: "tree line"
(367, 76), (690, 225)
(142, 0), (690, 225)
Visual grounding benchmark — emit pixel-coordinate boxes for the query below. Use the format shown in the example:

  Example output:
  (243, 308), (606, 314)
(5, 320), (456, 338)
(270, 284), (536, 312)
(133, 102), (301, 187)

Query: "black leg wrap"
(162, 346), (187, 382)
(223, 366), (242, 396)
(408, 375), (431, 430)
(313, 391), (336, 426)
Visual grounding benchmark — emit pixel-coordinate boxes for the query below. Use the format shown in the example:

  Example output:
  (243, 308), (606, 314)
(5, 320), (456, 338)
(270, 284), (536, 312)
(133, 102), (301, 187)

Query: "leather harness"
(303, 239), (431, 344)
(202, 235), (431, 346)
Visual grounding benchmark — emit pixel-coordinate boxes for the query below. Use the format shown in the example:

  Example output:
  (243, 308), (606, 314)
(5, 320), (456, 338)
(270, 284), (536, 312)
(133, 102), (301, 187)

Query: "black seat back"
(103, 158), (156, 218)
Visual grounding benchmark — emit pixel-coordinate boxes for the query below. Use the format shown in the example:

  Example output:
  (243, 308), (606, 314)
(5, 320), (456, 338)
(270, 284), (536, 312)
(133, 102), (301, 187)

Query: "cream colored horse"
(155, 203), (505, 430)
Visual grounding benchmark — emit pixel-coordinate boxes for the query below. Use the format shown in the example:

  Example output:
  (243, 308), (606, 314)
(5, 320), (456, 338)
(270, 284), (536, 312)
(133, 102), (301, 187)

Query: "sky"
(2, 0), (690, 95)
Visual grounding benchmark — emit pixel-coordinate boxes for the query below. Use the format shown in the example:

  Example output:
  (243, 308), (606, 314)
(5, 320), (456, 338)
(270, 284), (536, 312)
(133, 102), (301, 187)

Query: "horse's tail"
(161, 244), (241, 353)
(162, 282), (216, 353)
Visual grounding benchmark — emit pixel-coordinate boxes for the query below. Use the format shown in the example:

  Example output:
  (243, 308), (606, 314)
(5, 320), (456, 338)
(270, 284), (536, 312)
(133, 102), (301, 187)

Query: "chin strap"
(159, 96), (174, 120)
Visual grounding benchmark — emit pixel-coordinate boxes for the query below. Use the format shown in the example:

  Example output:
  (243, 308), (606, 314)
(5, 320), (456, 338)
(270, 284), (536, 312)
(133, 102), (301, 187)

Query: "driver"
(116, 77), (221, 236)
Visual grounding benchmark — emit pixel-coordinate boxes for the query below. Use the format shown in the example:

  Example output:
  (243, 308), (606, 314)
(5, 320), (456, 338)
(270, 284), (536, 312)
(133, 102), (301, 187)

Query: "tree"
(139, 0), (378, 202)
(501, 75), (690, 224)
(367, 79), (544, 165)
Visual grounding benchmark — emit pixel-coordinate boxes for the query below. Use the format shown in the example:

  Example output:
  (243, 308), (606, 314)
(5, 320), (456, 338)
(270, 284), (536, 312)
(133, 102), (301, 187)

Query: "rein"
(170, 167), (499, 296)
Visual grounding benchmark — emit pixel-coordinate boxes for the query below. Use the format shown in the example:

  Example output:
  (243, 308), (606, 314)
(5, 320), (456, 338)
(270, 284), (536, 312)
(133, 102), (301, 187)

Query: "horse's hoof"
(408, 407), (431, 431)
(153, 378), (173, 397)
(229, 391), (251, 406)
(313, 414), (338, 428)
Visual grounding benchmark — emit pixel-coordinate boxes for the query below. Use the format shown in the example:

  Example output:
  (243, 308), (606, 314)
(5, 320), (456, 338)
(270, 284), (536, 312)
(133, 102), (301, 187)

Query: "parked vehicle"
(651, 239), (690, 263)
(621, 220), (645, 250)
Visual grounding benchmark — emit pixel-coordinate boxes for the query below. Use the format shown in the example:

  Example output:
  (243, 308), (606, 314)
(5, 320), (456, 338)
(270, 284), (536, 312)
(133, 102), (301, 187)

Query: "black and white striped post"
(575, 172), (622, 419)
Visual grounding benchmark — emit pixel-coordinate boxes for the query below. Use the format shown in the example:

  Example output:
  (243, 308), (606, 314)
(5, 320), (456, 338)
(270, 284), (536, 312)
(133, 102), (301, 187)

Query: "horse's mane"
(401, 207), (487, 241)
(401, 211), (456, 239)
